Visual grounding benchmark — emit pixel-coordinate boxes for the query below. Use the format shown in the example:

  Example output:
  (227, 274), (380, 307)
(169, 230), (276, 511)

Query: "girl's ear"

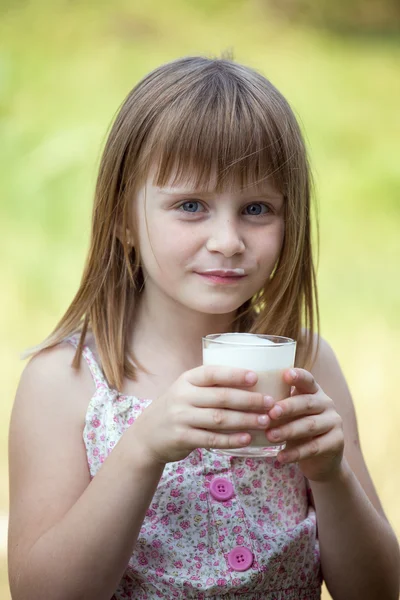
(117, 226), (134, 248)
(126, 229), (134, 248)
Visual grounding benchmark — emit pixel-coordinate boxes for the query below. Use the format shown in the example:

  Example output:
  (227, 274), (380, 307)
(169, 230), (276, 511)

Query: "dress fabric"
(66, 335), (322, 599)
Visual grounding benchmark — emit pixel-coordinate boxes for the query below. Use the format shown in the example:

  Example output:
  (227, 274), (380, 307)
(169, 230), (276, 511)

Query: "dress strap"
(65, 334), (109, 391)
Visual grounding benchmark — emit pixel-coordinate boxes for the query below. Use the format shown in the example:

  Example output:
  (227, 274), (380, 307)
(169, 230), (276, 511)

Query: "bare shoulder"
(305, 332), (387, 518)
(16, 341), (96, 419)
(8, 343), (95, 572)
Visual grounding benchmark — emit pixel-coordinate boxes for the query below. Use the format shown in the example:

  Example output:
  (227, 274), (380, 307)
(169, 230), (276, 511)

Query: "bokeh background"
(1, 1), (399, 597)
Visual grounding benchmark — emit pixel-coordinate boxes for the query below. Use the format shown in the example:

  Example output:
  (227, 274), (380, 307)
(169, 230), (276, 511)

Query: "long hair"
(25, 54), (319, 389)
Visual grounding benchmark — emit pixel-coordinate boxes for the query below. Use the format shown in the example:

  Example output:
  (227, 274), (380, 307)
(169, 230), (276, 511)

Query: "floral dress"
(66, 336), (322, 599)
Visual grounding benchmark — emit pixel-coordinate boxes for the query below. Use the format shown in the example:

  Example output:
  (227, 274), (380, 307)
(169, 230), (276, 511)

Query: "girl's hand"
(266, 368), (345, 482)
(132, 366), (271, 465)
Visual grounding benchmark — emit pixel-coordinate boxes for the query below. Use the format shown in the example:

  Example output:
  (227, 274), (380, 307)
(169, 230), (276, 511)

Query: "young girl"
(8, 55), (399, 600)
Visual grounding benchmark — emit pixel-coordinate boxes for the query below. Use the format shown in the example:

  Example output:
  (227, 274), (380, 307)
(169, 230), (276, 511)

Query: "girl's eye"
(177, 200), (271, 216)
(178, 200), (205, 213)
(243, 203), (271, 216)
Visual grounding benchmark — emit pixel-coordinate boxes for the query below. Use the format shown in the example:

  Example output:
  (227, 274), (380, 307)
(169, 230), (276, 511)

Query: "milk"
(202, 333), (296, 451)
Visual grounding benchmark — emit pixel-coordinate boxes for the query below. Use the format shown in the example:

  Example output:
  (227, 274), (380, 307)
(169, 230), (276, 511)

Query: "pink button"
(209, 477), (234, 501)
(228, 546), (254, 571)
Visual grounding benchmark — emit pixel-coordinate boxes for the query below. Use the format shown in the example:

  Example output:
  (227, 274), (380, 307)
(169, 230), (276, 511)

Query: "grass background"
(1, 0), (399, 597)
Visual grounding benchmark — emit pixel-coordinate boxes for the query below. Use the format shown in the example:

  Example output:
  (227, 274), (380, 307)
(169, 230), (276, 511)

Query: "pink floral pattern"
(67, 336), (322, 599)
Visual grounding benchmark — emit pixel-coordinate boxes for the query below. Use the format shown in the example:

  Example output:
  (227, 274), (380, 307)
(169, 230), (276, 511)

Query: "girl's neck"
(130, 289), (237, 372)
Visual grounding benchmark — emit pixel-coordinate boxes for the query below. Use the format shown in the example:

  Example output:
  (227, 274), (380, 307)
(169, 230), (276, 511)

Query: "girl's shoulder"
(296, 328), (325, 369)
(298, 329), (342, 383)
(297, 329), (339, 375)
(16, 338), (97, 426)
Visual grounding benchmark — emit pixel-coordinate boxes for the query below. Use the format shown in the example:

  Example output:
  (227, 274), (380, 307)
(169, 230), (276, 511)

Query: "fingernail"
(264, 395), (274, 409)
(273, 405), (283, 418)
(257, 414), (269, 425)
(289, 369), (297, 379)
(245, 371), (257, 384)
(278, 451), (288, 463)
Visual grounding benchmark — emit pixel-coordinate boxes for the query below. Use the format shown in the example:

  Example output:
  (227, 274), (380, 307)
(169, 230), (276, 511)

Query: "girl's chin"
(190, 302), (247, 316)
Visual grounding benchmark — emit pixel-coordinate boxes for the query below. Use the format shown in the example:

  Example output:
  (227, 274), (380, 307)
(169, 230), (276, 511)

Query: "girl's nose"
(205, 220), (245, 257)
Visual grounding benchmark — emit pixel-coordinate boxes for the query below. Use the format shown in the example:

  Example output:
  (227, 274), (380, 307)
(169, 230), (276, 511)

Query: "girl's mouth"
(196, 269), (247, 285)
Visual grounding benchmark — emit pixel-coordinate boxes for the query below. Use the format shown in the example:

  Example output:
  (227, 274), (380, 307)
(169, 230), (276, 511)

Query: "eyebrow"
(159, 190), (214, 197)
(158, 189), (283, 200)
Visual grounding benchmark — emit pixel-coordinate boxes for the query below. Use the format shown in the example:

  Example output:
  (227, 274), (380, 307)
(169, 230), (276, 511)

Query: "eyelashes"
(177, 200), (273, 216)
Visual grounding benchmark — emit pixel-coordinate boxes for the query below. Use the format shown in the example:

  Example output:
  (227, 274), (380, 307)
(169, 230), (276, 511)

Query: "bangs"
(137, 63), (298, 195)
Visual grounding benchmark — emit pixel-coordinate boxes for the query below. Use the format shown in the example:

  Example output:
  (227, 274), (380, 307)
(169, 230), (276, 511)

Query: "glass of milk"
(202, 333), (296, 457)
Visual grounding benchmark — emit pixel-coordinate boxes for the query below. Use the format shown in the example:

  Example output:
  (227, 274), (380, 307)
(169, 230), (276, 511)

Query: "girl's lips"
(198, 268), (246, 276)
(196, 272), (247, 285)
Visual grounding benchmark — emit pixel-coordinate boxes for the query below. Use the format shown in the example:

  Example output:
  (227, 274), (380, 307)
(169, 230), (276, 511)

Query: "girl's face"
(132, 170), (285, 317)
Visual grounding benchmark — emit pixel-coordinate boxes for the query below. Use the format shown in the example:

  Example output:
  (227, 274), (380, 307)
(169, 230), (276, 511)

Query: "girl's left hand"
(266, 368), (345, 482)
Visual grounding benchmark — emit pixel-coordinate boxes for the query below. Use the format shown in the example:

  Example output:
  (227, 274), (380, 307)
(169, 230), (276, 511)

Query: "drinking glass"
(202, 333), (296, 457)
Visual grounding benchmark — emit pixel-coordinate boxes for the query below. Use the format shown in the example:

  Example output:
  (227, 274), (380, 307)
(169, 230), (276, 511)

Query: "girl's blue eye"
(244, 203), (270, 216)
(179, 201), (203, 213)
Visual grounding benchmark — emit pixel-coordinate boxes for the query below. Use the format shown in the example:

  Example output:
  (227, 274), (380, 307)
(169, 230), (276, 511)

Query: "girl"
(8, 55), (399, 600)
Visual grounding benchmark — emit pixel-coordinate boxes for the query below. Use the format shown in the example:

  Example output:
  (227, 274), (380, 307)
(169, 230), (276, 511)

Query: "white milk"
(203, 334), (296, 448)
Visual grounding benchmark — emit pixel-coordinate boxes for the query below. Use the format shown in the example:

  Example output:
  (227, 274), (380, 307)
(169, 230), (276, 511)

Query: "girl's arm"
(8, 344), (165, 600)
(309, 338), (399, 600)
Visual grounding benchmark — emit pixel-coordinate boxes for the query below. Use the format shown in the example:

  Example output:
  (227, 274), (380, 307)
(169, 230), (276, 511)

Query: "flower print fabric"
(66, 335), (322, 599)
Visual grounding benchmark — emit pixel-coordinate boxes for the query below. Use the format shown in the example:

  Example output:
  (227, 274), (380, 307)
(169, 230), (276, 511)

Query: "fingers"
(283, 368), (319, 394)
(277, 428), (344, 465)
(186, 365), (258, 388)
(268, 389), (331, 421)
(192, 386), (271, 414)
(266, 410), (341, 445)
(189, 406), (271, 432)
(195, 430), (252, 450)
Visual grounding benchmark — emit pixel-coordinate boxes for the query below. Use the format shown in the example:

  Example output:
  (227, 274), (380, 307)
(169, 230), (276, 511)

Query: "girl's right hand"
(131, 366), (271, 465)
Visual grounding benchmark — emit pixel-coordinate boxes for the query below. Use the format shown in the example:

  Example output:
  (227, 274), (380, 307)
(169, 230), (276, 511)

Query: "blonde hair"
(26, 54), (319, 389)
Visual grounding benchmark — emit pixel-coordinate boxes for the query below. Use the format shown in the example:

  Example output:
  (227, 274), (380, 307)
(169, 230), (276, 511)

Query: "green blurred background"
(1, 1), (399, 597)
